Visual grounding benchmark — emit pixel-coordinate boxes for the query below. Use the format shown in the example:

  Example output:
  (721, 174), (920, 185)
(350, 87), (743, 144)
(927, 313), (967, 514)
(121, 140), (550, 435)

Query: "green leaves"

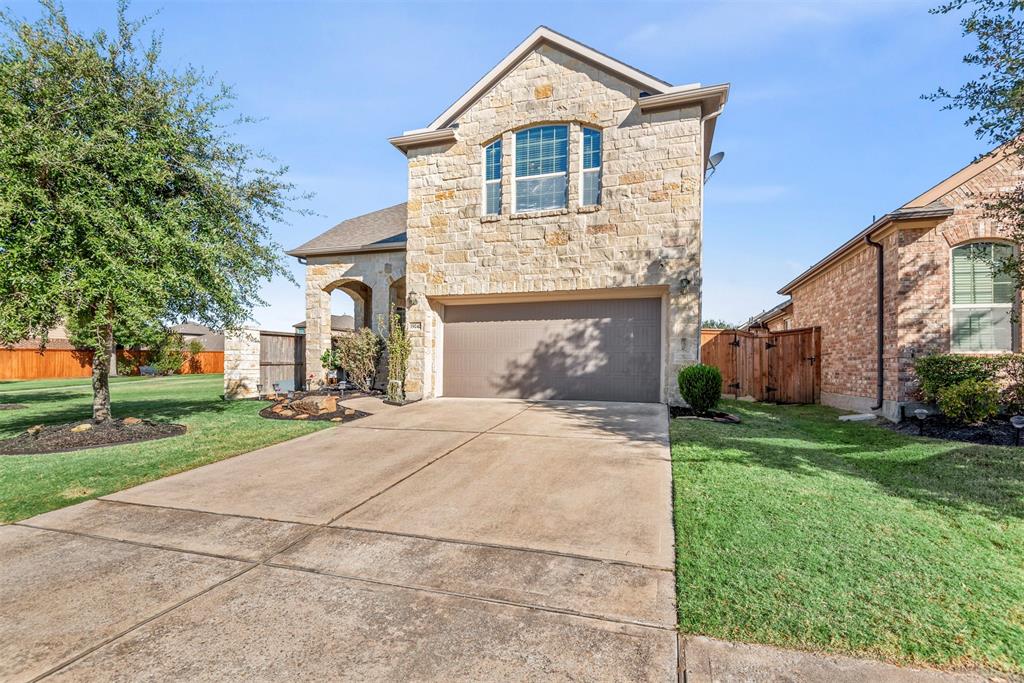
(0, 2), (300, 413)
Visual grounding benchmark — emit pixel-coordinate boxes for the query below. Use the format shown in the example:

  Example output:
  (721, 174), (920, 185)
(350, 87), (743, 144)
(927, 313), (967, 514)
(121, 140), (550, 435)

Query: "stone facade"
(403, 45), (705, 403)
(224, 328), (260, 399)
(302, 251), (406, 382)
(786, 152), (1024, 420)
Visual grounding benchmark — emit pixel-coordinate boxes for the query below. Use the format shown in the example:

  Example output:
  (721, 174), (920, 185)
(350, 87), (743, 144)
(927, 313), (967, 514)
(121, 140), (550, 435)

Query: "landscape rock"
(71, 423), (94, 433)
(26, 425), (44, 436)
(330, 417), (343, 423)
(122, 417), (143, 425)
(344, 408), (355, 416)
(271, 404), (285, 414)
(292, 395), (337, 416)
(293, 414), (309, 420)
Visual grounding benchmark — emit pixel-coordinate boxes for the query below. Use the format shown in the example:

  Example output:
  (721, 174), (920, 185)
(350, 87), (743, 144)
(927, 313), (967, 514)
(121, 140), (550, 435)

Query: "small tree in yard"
(381, 310), (411, 403)
(678, 364), (722, 415)
(0, 2), (297, 421)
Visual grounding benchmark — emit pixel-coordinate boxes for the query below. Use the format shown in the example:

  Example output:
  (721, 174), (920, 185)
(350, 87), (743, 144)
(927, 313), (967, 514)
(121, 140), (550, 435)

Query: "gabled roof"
(293, 315), (355, 332)
(741, 299), (792, 330)
(287, 203), (407, 258)
(425, 26), (679, 133)
(902, 144), (1014, 209)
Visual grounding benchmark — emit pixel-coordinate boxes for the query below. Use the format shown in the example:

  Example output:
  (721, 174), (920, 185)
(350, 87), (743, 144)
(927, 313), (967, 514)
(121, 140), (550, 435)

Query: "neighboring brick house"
(769, 145), (1023, 420)
(285, 27), (728, 404)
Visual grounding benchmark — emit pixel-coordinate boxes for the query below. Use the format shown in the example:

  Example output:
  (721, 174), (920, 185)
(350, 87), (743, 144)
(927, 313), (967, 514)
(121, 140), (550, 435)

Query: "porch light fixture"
(1010, 415), (1024, 446)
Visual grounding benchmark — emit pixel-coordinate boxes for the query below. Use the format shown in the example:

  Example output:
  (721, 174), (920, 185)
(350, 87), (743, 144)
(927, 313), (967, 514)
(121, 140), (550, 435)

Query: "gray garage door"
(442, 298), (661, 402)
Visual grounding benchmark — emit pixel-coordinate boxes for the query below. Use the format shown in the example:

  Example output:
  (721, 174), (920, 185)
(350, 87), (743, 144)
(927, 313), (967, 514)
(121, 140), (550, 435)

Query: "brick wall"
(788, 151), (1024, 416)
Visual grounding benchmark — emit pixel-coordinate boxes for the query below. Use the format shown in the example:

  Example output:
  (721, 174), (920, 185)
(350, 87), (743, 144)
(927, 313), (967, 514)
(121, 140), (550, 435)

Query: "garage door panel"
(442, 298), (661, 402)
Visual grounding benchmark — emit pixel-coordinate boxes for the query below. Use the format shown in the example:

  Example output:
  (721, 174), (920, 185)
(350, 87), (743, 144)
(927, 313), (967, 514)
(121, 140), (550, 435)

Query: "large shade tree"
(0, 1), (297, 420)
(931, 0), (1024, 284)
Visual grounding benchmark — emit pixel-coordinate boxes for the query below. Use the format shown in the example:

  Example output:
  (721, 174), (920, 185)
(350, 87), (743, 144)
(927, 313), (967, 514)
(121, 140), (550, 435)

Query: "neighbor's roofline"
(777, 206), (954, 295)
(424, 26), (686, 133)
(902, 142), (1015, 209)
(286, 242), (407, 259)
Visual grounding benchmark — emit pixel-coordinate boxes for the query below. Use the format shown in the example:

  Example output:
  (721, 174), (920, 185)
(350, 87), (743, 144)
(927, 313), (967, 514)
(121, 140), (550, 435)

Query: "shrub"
(335, 327), (382, 393)
(999, 355), (1024, 414)
(381, 310), (411, 403)
(913, 354), (1001, 402)
(320, 348), (340, 371)
(678, 364), (722, 415)
(116, 358), (138, 376)
(150, 332), (187, 375)
(937, 379), (1000, 424)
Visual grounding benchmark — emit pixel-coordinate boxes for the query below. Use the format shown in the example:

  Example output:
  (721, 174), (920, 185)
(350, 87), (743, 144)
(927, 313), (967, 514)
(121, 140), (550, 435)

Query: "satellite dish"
(705, 151), (725, 183)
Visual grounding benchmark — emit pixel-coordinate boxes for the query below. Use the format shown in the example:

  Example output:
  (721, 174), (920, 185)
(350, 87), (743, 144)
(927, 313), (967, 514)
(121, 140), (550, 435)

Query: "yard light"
(914, 408), (929, 436)
(1010, 415), (1024, 446)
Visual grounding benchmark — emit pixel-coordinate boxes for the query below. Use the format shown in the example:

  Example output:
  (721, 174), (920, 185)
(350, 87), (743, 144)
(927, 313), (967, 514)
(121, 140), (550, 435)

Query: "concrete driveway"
(2, 398), (676, 681)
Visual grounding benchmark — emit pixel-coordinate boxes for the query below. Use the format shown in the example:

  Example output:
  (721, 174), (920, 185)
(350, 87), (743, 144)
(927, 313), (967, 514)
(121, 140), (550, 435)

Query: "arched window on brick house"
(951, 242), (1015, 352)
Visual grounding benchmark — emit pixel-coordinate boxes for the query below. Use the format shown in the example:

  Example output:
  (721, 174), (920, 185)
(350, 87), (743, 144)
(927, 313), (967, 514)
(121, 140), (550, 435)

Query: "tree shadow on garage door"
(491, 320), (667, 443)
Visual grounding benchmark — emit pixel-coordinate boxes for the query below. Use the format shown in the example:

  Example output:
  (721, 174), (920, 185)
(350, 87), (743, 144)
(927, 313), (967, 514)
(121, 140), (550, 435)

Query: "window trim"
(949, 240), (1016, 354)
(512, 124), (569, 213)
(580, 126), (602, 207)
(482, 138), (502, 216)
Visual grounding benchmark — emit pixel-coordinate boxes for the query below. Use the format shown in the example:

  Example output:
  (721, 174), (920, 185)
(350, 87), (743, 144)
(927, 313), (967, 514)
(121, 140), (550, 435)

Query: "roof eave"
(286, 241), (408, 259)
(637, 83), (730, 116)
(777, 207), (954, 295)
(388, 128), (458, 155)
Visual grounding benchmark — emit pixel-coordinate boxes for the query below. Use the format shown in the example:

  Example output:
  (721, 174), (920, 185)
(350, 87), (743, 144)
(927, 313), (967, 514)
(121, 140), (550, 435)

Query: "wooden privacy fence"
(0, 349), (225, 381)
(700, 327), (821, 404)
(258, 331), (305, 392)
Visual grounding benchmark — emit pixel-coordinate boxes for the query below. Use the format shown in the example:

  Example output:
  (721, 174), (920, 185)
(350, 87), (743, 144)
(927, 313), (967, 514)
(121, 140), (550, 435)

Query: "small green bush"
(937, 379), (1000, 424)
(335, 327), (382, 393)
(150, 332), (187, 375)
(913, 354), (1001, 402)
(1000, 355), (1024, 414)
(678, 364), (722, 415)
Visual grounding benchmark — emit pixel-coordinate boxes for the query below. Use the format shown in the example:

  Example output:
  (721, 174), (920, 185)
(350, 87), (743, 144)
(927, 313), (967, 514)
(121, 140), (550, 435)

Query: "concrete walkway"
(2, 398), (678, 681)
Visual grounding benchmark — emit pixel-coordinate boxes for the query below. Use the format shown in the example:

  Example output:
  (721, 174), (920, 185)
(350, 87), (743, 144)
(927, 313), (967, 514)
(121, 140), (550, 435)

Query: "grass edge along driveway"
(671, 400), (1023, 676)
(0, 374), (328, 523)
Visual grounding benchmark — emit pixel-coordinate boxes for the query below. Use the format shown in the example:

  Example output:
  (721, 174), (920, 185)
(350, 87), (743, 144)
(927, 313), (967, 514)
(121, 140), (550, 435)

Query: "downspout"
(696, 102), (725, 367)
(864, 234), (884, 411)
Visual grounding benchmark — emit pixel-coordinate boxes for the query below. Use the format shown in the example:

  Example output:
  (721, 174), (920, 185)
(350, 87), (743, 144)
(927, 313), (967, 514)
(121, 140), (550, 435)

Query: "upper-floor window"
(581, 127), (602, 206)
(483, 139), (502, 215)
(951, 242), (1015, 352)
(515, 125), (568, 212)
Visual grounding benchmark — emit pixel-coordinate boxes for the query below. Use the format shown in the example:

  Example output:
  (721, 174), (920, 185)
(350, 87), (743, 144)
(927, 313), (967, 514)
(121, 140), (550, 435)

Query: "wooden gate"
(700, 327), (821, 404)
(259, 331), (305, 392)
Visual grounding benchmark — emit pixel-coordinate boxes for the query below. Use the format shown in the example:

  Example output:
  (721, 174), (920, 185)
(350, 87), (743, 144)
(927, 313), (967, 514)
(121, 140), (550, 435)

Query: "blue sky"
(14, 1), (984, 329)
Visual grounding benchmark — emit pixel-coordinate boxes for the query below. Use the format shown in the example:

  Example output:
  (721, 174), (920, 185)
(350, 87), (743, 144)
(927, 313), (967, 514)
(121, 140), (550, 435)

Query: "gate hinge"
(728, 382), (741, 389)
(766, 386), (778, 392)
(765, 341), (777, 350)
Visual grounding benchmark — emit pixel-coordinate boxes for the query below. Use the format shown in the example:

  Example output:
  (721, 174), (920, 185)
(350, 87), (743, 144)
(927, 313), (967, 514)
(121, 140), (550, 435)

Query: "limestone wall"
(403, 45), (704, 402)
(224, 328), (260, 399)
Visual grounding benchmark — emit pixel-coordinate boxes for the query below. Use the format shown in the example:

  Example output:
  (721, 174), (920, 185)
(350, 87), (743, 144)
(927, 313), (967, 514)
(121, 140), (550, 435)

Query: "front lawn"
(672, 401), (1024, 675)
(0, 374), (328, 523)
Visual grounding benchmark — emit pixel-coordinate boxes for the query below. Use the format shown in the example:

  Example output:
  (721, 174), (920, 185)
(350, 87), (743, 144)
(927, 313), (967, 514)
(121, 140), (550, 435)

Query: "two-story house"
(288, 27), (728, 404)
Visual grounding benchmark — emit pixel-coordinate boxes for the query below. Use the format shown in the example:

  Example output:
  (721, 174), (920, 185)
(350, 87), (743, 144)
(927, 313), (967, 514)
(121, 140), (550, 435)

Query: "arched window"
(514, 125), (568, 212)
(951, 242), (1014, 352)
(581, 127), (602, 206)
(483, 139), (502, 216)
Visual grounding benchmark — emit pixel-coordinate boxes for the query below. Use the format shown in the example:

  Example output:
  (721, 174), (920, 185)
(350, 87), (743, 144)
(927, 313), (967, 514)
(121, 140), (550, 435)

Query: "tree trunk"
(91, 320), (113, 422)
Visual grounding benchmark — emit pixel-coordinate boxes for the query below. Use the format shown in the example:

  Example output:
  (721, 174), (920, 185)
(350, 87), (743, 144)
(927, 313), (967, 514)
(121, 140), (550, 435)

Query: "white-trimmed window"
(514, 125), (568, 212)
(951, 242), (1015, 352)
(483, 139), (502, 215)
(581, 127), (602, 206)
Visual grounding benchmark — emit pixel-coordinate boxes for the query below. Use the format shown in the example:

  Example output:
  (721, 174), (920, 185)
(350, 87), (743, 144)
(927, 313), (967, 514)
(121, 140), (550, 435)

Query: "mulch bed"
(258, 390), (372, 423)
(670, 406), (741, 423)
(0, 418), (186, 456)
(882, 414), (1021, 446)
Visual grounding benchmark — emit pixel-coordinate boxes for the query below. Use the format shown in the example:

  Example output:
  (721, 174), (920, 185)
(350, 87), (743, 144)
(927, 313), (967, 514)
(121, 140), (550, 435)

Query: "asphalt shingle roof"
(287, 203), (407, 257)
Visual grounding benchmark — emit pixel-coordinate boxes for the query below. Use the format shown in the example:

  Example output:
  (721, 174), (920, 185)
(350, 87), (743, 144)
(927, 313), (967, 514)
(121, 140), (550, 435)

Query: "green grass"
(0, 374), (328, 523)
(672, 400), (1024, 675)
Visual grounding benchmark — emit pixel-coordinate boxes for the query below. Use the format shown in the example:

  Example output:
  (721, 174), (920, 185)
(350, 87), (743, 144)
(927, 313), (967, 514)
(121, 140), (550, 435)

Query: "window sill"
(480, 214), (502, 223)
(576, 205), (601, 214)
(510, 208), (570, 220)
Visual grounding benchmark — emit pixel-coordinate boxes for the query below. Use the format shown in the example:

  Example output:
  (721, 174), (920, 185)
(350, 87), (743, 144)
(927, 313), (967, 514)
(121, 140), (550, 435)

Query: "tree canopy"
(0, 1), (298, 418)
